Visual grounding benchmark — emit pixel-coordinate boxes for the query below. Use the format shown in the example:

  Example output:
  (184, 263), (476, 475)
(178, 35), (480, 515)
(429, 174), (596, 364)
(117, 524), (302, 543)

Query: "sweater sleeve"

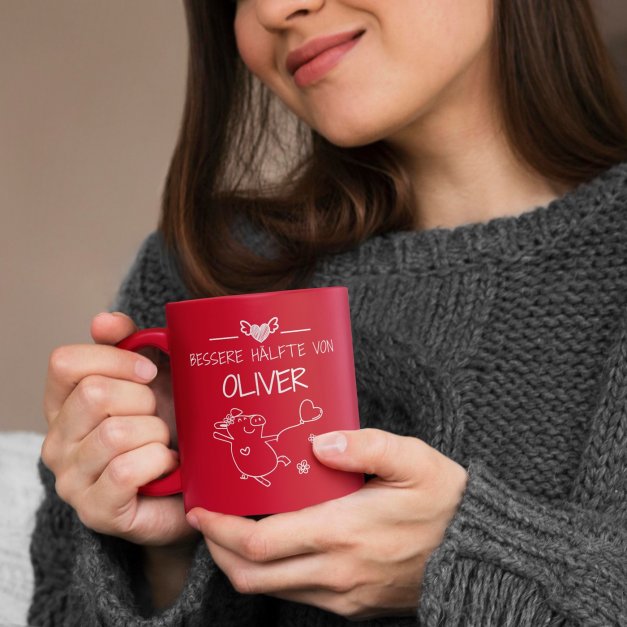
(28, 232), (275, 626)
(416, 458), (627, 627)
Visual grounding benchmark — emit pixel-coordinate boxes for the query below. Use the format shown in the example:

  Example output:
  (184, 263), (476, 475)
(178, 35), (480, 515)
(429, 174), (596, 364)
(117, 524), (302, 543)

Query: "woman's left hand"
(187, 428), (469, 621)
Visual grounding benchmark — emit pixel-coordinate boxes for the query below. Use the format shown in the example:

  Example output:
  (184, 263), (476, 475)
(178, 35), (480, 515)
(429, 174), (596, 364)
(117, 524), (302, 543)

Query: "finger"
(195, 528), (356, 615)
(207, 539), (333, 595)
(53, 376), (157, 443)
(73, 415), (171, 487)
(90, 311), (138, 346)
(115, 494), (197, 547)
(84, 441), (179, 514)
(187, 498), (347, 562)
(45, 344), (158, 423)
(312, 428), (432, 484)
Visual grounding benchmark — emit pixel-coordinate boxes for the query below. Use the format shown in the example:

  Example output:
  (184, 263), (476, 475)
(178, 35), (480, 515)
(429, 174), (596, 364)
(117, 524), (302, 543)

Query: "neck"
(407, 140), (571, 231)
(383, 50), (571, 231)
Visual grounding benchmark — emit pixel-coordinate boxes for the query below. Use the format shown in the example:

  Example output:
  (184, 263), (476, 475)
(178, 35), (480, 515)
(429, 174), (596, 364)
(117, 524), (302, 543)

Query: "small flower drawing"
(224, 414), (235, 425)
(297, 460), (310, 474)
(308, 433), (315, 443)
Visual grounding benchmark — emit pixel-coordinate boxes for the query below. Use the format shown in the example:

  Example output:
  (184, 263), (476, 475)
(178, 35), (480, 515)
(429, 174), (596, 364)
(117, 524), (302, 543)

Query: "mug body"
(165, 287), (364, 516)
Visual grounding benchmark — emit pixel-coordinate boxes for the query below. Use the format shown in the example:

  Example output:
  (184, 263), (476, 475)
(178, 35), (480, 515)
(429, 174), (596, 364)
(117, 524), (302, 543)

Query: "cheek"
(380, 0), (493, 108)
(234, 15), (310, 122)
(398, 3), (487, 63)
(234, 17), (274, 82)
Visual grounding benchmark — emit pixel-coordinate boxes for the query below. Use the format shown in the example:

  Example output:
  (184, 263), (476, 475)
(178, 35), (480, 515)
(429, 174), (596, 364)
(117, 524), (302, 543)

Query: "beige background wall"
(1, 1), (626, 433)
(1, 1), (187, 432)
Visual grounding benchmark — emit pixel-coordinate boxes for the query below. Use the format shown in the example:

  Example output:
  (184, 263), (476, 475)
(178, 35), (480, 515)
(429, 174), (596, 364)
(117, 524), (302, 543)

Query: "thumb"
(312, 428), (428, 483)
(90, 311), (138, 346)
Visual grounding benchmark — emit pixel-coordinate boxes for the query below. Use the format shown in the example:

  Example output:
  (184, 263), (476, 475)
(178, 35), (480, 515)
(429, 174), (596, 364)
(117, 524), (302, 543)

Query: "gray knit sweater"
(29, 161), (627, 626)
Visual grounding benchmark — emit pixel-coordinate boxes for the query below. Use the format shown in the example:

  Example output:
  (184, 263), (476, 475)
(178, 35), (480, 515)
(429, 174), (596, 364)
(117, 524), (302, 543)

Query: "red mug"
(116, 286), (364, 516)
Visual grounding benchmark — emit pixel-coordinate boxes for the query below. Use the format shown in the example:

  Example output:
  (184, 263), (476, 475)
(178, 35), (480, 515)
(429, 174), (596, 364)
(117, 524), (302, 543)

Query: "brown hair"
(159, 0), (627, 298)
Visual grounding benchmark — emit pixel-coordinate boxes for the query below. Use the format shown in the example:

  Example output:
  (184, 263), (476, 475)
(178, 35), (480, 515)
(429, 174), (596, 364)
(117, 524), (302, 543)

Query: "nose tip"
(250, 415), (265, 427)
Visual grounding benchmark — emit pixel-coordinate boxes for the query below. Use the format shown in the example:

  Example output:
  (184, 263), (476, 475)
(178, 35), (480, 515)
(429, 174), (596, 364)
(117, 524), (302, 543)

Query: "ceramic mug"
(116, 286), (364, 516)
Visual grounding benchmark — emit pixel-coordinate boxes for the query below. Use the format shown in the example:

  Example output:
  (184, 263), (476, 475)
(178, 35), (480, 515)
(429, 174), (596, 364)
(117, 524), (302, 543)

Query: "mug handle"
(116, 328), (183, 497)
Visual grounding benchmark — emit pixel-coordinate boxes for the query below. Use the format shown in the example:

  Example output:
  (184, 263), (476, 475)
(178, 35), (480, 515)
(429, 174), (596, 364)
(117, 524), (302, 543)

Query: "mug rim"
(165, 286), (347, 310)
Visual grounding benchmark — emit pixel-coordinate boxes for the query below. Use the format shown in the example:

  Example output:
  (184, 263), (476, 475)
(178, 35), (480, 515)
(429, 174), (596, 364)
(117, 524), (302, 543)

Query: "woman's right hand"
(41, 312), (200, 548)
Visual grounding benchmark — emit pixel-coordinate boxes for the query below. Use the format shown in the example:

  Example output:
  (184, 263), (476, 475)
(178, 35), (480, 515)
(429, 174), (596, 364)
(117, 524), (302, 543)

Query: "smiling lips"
(286, 28), (365, 87)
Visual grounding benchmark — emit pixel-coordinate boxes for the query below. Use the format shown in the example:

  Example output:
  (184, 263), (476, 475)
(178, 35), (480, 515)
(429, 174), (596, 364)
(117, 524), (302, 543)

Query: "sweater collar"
(315, 160), (627, 276)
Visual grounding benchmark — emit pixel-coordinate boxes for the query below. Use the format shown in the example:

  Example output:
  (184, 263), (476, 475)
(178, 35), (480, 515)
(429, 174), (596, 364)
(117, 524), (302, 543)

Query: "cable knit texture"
(29, 161), (627, 626)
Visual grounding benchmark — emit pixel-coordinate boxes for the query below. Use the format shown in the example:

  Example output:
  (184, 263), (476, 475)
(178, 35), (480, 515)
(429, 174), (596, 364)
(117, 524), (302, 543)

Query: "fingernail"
(135, 359), (158, 381)
(186, 512), (200, 531)
(313, 432), (347, 455)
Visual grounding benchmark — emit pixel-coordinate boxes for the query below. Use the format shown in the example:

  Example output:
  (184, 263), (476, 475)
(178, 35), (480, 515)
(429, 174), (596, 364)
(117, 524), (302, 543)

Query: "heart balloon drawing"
(299, 399), (322, 423)
(240, 317), (279, 343)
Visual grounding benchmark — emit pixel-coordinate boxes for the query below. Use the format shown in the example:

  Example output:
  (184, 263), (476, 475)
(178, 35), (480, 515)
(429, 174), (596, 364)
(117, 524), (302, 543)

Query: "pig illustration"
(213, 398), (323, 487)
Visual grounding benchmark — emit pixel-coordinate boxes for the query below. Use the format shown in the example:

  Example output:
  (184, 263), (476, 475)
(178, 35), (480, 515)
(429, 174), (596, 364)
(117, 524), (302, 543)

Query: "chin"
(316, 117), (390, 149)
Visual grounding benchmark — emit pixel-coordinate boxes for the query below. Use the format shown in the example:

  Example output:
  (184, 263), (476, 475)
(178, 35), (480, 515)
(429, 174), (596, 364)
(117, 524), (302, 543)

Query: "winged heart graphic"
(240, 316), (279, 343)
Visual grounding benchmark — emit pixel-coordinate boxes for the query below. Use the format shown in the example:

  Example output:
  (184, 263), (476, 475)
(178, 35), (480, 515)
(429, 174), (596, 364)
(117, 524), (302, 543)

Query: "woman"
(30, 0), (627, 625)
